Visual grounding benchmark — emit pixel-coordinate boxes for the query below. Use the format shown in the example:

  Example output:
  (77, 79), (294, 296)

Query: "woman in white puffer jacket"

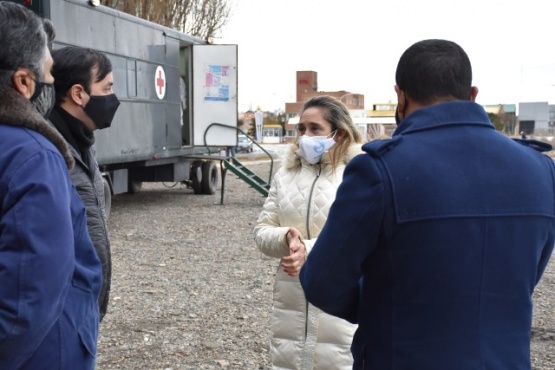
(254, 96), (364, 370)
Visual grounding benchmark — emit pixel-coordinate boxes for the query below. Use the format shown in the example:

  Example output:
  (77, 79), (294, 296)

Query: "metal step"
(223, 158), (270, 197)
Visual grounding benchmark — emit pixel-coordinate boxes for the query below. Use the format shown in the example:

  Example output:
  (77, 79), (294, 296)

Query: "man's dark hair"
(51, 46), (113, 103)
(395, 39), (472, 104)
(0, 2), (47, 86)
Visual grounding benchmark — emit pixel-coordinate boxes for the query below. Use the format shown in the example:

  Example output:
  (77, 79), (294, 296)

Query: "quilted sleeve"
(254, 173), (290, 259)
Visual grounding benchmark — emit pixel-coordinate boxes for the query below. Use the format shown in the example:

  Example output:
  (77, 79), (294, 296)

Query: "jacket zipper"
(304, 163), (321, 341)
(305, 163), (322, 241)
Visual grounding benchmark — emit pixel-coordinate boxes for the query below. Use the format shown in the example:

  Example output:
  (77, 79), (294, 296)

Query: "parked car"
(237, 134), (254, 153)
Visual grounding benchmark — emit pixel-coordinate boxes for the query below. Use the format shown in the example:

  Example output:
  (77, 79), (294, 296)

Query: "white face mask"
(295, 131), (337, 164)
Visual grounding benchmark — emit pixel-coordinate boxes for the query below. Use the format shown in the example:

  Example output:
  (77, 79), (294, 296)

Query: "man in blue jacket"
(0, 2), (102, 369)
(300, 39), (555, 370)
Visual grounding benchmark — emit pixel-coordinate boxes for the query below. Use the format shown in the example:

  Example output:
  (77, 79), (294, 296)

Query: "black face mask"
(83, 93), (120, 130)
(31, 81), (56, 119)
(394, 106), (401, 125)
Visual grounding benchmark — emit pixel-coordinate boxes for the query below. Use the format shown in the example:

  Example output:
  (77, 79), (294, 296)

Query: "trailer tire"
(201, 161), (218, 195)
(128, 181), (142, 194)
(191, 160), (203, 194)
(103, 177), (112, 220)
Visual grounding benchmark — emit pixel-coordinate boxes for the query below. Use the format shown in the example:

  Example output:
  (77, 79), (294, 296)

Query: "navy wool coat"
(301, 101), (555, 370)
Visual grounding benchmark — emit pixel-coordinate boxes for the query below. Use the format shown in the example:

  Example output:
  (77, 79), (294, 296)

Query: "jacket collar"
(394, 101), (494, 136)
(0, 86), (74, 169)
(49, 105), (95, 156)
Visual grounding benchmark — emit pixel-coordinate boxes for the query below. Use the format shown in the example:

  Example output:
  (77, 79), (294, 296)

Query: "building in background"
(518, 102), (550, 136)
(362, 102), (397, 140)
(282, 71), (364, 143)
(240, 69), (544, 145)
(517, 102), (555, 146)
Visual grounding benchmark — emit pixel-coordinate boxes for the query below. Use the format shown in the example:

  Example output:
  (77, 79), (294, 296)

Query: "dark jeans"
(226, 146), (236, 157)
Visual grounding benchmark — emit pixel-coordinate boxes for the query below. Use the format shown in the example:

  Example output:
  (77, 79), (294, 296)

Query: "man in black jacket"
(50, 46), (120, 321)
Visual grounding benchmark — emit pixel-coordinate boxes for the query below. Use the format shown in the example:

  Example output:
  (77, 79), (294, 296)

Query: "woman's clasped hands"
(281, 227), (307, 277)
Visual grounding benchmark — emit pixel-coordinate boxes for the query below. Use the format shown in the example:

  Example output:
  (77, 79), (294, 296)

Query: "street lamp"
(254, 108), (263, 142)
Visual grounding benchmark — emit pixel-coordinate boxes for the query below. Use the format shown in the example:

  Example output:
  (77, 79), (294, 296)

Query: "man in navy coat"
(300, 39), (555, 370)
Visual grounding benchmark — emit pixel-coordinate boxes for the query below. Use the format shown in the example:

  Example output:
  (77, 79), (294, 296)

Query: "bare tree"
(104, 0), (232, 40)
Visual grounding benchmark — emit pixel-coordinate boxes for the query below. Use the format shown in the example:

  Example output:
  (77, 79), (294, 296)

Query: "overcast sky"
(218, 0), (555, 112)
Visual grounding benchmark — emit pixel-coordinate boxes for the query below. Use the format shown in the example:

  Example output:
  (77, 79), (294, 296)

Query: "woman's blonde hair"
(298, 95), (363, 172)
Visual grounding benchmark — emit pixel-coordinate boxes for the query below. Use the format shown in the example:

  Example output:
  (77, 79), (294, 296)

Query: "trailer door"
(191, 44), (238, 147)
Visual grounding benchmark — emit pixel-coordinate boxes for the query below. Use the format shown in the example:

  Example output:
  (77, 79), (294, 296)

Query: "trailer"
(10, 0), (240, 215)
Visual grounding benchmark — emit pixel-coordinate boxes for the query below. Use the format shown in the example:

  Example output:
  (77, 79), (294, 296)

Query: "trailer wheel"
(191, 160), (203, 194)
(128, 181), (142, 194)
(201, 161), (218, 195)
(103, 177), (112, 220)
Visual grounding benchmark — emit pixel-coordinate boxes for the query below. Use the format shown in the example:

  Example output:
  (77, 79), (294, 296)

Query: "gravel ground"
(96, 146), (555, 370)
(97, 154), (276, 370)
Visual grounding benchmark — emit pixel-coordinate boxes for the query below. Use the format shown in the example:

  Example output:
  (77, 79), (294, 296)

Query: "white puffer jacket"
(254, 144), (361, 370)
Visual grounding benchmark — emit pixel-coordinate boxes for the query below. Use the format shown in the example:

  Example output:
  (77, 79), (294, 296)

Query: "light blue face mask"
(295, 131), (337, 164)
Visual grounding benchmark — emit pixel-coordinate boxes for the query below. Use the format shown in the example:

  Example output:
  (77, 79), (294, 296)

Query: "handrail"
(203, 123), (274, 186)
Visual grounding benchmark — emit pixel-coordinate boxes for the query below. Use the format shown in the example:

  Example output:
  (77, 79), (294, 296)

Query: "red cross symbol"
(156, 70), (165, 95)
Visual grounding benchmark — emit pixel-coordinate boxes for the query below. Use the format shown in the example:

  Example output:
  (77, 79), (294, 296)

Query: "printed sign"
(204, 65), (229, 102)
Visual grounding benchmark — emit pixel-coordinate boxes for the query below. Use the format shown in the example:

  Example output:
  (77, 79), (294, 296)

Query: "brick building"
(283, 71), (364, 143)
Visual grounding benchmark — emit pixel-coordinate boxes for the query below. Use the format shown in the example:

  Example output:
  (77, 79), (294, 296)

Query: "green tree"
(246, 117), (255, 138)
(488, 112), (504, 132)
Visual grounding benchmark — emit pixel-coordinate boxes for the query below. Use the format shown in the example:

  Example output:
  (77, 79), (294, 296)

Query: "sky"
(218, 0), (555, 113)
